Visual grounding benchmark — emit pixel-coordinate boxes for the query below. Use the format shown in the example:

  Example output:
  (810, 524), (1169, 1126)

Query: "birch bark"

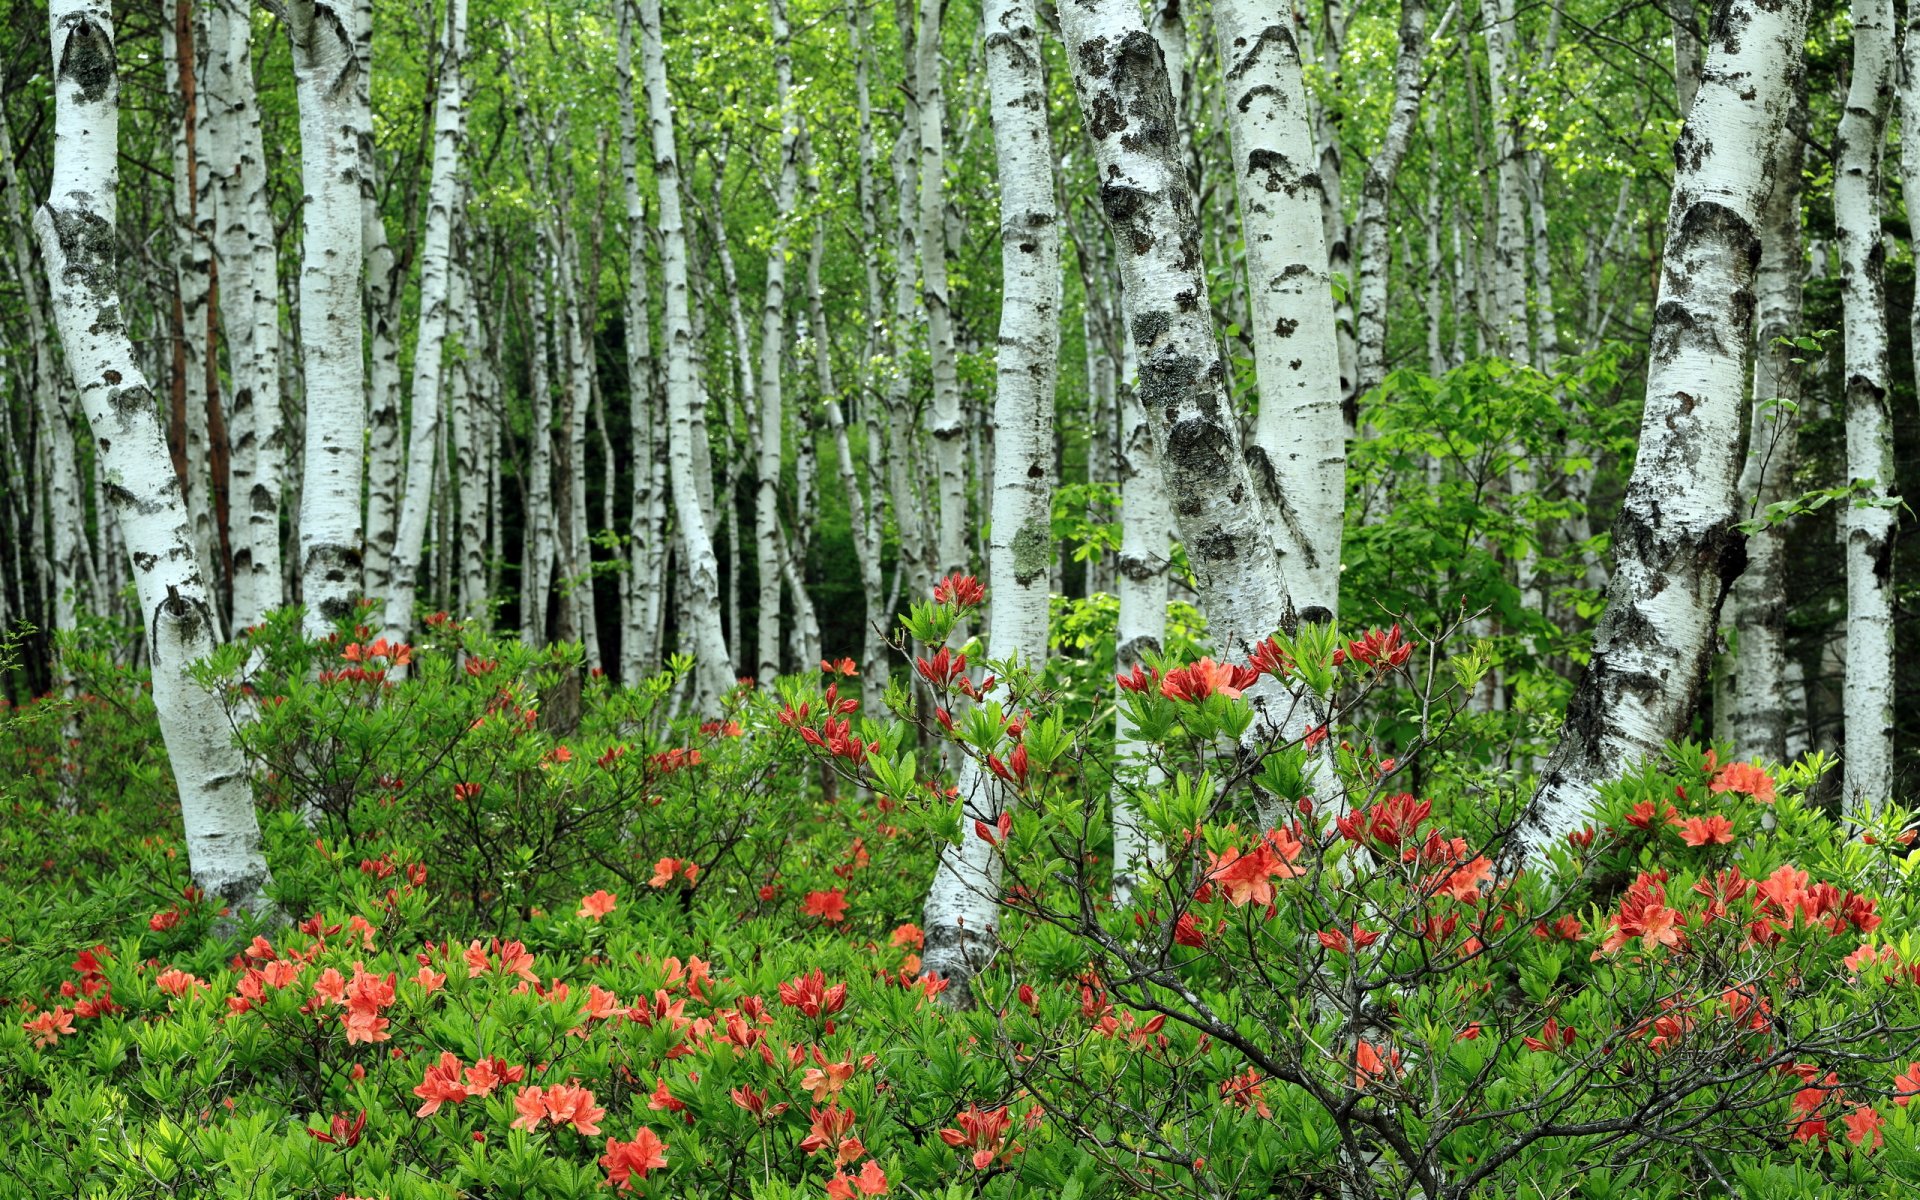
(921, 0), (1060, 1003)
(284, 0), (369, 638)
(1728, 89), (1804, 764)
(1835, 0), (1896, 814)
(756, 0), (802, 683)
(918, 0), (969, 582)
(1522, 0), (1809, 856)
(1353, 0), (1431, 399)
(1214, 0), (1346, 617)
(640, 0), (734, 709)
(38, 0), (273, 913)
(619, 0), (664, 681)
(381, 0), (466, 645)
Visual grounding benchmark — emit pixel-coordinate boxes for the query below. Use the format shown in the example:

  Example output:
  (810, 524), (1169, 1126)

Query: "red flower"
(938, 1104), (1014, 1170)
(933, 573), (986, 607)
(1160, 657), (1258, 702)
(512, 1083), (605, 1135)
(1333, 625), (1412, 669)
(23, 1006), (76, 1047)
(1335, 793), (1431, 849)
(1676, 814), (1735, 846)
(1219, 1069), (1270, 1117)
(149, 909), (181, 932)
(1893, 1063), (1920, 1107)
(578, 890), (618, 920)
(1249, 636), (1293, 679)
(778, 969), (849, 1017)
(1114, 663), (1156, 692)
(1709, 760), (1776, 803)
(915, 647), (968, 688)
(1844, 1104), (1884, 1150)
(1205, 841), (1300, 909)
(413, 1052), (470, 1117)
(804, 889), (850, 923)
(306, 1110), (367, 1149)
(601, 1127), (669, 1190)
(1522, 1017), (1577, 1052)
(1353, 1040), (1403, 1089)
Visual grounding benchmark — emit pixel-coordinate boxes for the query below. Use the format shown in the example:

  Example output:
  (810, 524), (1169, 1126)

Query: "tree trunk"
(1728, 87), (1805, 764)
(285, 0), (369, 638)
(922, 0), (1060, 1004)
(1522, 0), (1809, 857)
(382, 0), (466, 646)
(640, 0), (734, 709)
(1353, 0), (1432, 399)
(38, 0), (274, 914)
(918, 0), (969, 583)
(1213, 0), (1347, 617)
(1058, 0), (1290, 655)
(1836, 0), (1896, 814)
(756, 0), (802, 683)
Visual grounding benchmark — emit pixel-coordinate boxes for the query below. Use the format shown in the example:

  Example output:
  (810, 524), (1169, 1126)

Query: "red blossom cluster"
(932, 572), (986, 608)
(1333, 625), (1413, 670)
(412, 1051), (527, 1116)
(938, 1104), (1016, 1170)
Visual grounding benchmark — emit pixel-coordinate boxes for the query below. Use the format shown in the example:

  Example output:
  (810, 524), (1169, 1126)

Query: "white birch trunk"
(1479, 0), (1530, 361)
(1353, 0), (1432, 399)
(619, 0), (663, 681)
(381, 0), (466, 646)
(1058, 0), (1289, 655)
(917, 0), (969, 582)
(641, 0), (733, 708)
(1836, 0), (1896, 814)
(1522, 0), (1810, 856)
(922, 0), (1060, 1002)
(38, 0), (273, 913)
(1214, 0), (1347, 618)
(285, 0), (369, 638)
(1728, 94), (1804, 764)
(361, 186), (403, 603)
(756, 0), (802, 684)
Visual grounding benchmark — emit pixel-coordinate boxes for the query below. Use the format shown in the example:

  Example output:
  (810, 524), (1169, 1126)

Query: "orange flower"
(601, 1126), (669, 1190)
(578, 890), (618, 920)
(1894, 1063), (1920, 1107)
(1677, 814), (1735, 846)
(1709, 760), (1776, 803)
(23, 1006), (76, 1048)
(1844, 1104), (1884, 1150)
(803, 889), (850, 923)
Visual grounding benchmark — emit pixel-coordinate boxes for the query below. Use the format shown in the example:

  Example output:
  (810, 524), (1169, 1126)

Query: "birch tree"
(640, 0), (734, 709)
(921, 0), (1059, 1003)
(37, 0), (274, 914)
(284, 0), (369, 639)
(756, 0), (802, 684)
(918, 0), (969, 583)
(1353, 0), (1434, 400)
(1213, 0), (1346, 617)
(1728, 87), (1805, 764)
(1522, 0), (1810, 857)
(382, 0), (467, 646)
(1835, 0), (1896, 815)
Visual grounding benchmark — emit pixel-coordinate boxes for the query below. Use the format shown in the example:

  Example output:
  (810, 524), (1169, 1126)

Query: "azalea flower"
(601, 1126), (669, 1190)
(933, 573), (986, 607)
(1219, 1069), (1270, 1117)
(938, 1104), (1014, 1170)
(803, 889), (850, 923)
(22, 1006), (76, 1048)
(1709, 760), (1776, 803)
(413, 1052), (470, 1117)
(1677, 814), (1735, 846)
(825, 1160), (890, 1198)
(1844, 1104), (1884, 1150)
(1894, 1063), (1920, 1108)
(578, 890), (618, 920)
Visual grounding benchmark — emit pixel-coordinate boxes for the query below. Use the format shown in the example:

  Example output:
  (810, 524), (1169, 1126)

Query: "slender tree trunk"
(382, 0), (466, 645)
(1214, 0), (1347, 617)
(1353, 0), (1432, 399)
(1523, 0), (1810, 856)
(285, 0), (369, 638)
(1728, 88), (1805, 764)
(38, 0), (273, 913)
(1671, 0), (1701, 118)
(619, 0), (662, 681)
(922, 0), (1060, 1004)
(640, 0), (733, 708)
(755, 0), (802, 683)
(1480, 0), (1529, 361)
(918, 0), (968, 582)
(1836, 0), (1896, 814)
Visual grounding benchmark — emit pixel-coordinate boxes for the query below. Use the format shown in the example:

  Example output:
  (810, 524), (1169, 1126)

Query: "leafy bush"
(1, 594), (1917, 1199)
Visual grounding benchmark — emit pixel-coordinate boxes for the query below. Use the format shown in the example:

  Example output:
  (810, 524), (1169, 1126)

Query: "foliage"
(4, 587), (1919, 1198)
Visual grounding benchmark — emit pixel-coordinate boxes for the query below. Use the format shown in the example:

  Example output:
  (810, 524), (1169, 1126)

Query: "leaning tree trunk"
(1728, 84), (1805, 764)
(284, 0), (368, 638)
(640, 0), (734, 710)
(381, 0), (466, 646)
(1213, 0), (1347, 617)
(922, 0), (1060, 1006)
(1521, 0), (1810, 857)
(1835, 0), (1896, 816)
(37, 0), (274, 914)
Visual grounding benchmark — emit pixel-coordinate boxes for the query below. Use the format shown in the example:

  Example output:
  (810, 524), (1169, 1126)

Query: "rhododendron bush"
(2, 598), (1918, 1199)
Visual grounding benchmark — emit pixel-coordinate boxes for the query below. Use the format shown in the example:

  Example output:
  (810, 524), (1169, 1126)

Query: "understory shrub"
(0, 593), (1916, 1199)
